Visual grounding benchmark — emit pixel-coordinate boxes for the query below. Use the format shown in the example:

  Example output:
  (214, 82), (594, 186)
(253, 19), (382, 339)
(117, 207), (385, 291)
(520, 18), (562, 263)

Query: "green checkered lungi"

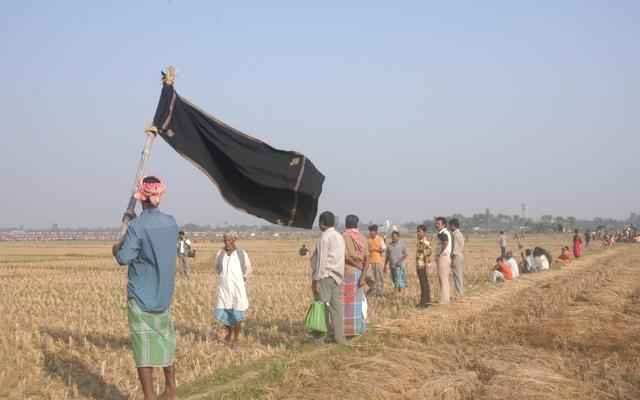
(127, 299), (176, 367)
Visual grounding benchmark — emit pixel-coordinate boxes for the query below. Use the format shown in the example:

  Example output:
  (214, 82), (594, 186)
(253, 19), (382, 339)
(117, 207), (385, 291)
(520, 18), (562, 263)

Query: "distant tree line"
(2, 211), (638, 234)
(401, 210), (640, 234)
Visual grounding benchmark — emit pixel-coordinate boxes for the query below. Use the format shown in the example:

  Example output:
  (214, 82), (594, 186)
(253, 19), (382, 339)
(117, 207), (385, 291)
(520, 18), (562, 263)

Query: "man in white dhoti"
(214, 231), (252, 347)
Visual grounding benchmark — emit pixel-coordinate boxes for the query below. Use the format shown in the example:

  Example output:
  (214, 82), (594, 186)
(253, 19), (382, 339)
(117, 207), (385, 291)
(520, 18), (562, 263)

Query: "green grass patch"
(177, 334), (387, 399)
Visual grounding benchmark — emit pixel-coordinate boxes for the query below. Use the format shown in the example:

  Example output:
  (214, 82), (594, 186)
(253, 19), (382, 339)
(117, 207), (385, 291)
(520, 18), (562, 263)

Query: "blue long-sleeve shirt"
(116, 208), (178, 312)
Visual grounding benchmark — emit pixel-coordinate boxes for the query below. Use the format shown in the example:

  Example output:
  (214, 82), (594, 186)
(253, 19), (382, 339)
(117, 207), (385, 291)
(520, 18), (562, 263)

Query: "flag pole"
(118, 66), (176, 240)
(118, 125), (158, 239)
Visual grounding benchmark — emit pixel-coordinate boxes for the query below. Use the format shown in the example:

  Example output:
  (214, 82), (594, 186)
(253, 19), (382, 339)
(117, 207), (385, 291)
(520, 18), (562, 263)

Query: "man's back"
(526, 255), (536, 271)
(507, 257), (519, 278)
(323, 228), (346, 265)
(313, 227), (346, 283)
(344, 232), (369, 262)
(117, 208), (179, 312)
(452, 229), (464, 255)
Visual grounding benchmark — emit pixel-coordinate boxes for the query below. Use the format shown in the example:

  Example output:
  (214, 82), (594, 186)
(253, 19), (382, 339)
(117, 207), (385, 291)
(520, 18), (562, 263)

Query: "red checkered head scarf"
(133, 175), (166, 207)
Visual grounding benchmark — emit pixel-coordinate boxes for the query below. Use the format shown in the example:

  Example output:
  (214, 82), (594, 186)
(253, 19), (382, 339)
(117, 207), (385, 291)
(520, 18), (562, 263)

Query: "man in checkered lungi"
(113, 175), (179, 400)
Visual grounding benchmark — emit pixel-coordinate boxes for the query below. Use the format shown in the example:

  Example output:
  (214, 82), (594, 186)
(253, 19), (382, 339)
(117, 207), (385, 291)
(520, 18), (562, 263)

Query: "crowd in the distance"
(490, 225), (639, 283)
(490, 229), (571, 282)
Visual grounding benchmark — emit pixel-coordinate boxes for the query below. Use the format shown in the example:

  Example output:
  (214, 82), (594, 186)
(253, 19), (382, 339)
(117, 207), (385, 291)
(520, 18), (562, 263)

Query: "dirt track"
(189, 245), (640, 399)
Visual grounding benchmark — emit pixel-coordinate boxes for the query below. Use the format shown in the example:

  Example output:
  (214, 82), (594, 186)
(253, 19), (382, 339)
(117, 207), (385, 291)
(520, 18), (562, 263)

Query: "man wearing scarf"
(341, 214), (369, 337)
(112, 175), (179, 400)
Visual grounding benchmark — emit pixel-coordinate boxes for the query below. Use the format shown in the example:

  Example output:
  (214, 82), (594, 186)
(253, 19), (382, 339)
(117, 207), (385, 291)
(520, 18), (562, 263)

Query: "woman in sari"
(573, 229), (582, 258)
(555, 246), (572, 265)
(342, 215), (369, 337)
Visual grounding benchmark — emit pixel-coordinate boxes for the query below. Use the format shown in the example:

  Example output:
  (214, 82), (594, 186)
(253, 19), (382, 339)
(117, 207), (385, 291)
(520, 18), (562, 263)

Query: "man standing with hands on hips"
(435, 217), (452, 305)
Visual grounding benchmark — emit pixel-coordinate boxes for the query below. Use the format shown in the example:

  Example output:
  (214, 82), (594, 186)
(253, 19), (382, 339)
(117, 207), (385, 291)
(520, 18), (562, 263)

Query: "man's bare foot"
(157, 391), (179, 400)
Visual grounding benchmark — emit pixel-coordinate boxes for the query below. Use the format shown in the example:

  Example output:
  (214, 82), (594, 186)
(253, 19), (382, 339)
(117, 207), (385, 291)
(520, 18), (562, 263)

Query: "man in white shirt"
(310, 211), (345, 344)
(435, 217), (452, 305)
(176, 231), (192, 279)
(449, 218), (465, 298)
(214, 232), (253, 347)
(505, 251), (520, 279)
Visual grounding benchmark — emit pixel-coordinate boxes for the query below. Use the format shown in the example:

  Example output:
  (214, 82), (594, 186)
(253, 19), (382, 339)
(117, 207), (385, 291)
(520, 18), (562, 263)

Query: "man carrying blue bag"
(309, 211), (345, 344)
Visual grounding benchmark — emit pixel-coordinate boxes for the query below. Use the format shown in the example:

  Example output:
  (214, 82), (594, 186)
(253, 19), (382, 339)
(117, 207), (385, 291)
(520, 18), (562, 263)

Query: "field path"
(183, 245), (640, 399)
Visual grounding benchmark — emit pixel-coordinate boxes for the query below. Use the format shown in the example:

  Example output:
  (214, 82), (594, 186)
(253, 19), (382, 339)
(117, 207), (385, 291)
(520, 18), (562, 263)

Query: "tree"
(404, 221), (418, 230)
(485, 208), (491, 232)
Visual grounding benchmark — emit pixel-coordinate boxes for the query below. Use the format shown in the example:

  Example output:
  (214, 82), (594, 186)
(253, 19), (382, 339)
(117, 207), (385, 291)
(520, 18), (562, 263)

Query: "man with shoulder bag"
(177, 230), (192, 279)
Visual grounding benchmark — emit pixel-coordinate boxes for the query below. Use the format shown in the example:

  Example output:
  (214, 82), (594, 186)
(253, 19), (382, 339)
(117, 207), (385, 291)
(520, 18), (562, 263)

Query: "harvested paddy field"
(1, 235), (638, 399)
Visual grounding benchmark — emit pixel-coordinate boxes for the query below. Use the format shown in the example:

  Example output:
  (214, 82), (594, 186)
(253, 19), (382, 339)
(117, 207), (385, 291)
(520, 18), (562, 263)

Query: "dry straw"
(1, 236), (639, 399)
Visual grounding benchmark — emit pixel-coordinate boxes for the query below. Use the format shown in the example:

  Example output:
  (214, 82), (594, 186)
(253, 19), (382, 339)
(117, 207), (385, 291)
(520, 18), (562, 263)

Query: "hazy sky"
(1, 1), (638, 229)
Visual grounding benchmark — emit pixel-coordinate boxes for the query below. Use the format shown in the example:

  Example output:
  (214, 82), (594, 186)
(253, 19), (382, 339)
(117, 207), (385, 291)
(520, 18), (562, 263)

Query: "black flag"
(152, 80), (324, 229)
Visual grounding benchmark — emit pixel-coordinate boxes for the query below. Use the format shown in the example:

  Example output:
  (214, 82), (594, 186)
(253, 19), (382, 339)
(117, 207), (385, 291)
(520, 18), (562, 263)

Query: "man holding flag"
(110, 67), (326, 396)
(113, 175), (179, 400)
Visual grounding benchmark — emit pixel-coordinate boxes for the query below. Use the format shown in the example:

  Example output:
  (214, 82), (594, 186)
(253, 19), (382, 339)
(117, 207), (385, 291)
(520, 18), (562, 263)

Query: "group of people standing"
(309, 212), (466, 344)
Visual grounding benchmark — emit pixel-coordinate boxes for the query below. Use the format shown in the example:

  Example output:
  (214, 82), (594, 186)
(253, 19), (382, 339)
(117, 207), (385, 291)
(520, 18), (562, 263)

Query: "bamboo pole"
(118, 128), (157, 239)
(118, 66), (174, 240)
